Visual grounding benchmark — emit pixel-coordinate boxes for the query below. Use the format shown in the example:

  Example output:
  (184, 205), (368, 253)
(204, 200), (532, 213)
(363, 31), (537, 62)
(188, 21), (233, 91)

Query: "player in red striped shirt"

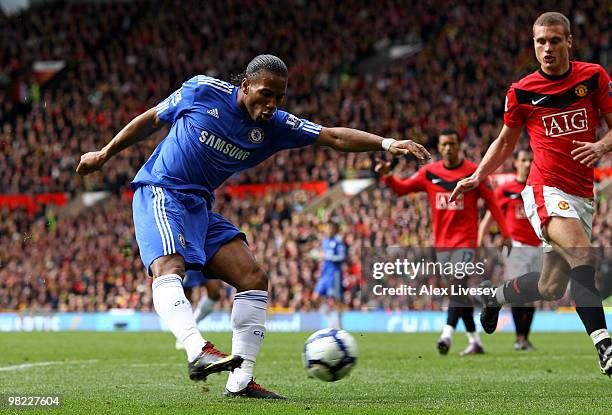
(478, 149), (541, 351)
(451, 12), (612, 376)
(377, 129), (509, 356)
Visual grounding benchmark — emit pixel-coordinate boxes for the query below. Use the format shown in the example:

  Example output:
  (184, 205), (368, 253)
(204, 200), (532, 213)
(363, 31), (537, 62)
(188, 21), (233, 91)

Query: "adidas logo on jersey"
(207, 108), (219, 118)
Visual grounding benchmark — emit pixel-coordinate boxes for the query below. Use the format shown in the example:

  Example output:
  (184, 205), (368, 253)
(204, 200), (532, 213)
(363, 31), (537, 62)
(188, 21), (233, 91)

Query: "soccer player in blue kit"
(313, 222), (346, 329)
(77, 55), (430, 399)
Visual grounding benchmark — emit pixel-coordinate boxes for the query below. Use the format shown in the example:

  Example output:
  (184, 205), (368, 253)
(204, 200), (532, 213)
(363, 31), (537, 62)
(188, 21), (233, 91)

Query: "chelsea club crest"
(248, 128), (264, 144)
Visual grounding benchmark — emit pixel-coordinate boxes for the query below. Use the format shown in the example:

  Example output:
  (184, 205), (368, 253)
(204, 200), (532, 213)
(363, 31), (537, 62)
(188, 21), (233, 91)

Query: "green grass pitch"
(0, 331), (608, 414)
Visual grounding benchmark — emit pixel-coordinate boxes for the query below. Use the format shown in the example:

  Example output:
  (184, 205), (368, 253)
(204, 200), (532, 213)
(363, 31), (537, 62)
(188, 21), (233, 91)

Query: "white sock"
(152, 274), (206, 362)
(226, 290), (267, 392)
(330, 310), (341, 329)
(590, 328), (611, 345)
(319, 301), (329, 315)
(495, 285), (506, 304)
(441, 324), (454, 340)
(321, 302), (340, 329)
(194, 296), (216, 323)
(466, 331), (481, 345)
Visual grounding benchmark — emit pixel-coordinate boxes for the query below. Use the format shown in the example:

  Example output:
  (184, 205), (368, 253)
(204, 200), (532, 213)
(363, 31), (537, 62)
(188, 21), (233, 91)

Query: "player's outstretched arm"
(374, 159), (424, 196)
(316, 127), (430, 161)
(76, 107), (164, 176)
(449, 125), (521, 202)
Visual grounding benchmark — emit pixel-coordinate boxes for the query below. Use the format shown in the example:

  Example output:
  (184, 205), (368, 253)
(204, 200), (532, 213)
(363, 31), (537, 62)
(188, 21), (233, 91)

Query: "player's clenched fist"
(388, 140), (431, 161)
(76, 151), (107, 176)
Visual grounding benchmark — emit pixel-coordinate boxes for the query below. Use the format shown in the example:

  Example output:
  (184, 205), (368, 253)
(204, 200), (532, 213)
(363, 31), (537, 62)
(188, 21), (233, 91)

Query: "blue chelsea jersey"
(132, 75), (322, 206)
(321, 235), (346, 271)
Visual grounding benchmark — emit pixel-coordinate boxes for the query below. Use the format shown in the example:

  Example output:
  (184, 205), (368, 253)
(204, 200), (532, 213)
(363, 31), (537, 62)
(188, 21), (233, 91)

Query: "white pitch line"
(0, 359), (99, 372)
(127, 363), (178, 368)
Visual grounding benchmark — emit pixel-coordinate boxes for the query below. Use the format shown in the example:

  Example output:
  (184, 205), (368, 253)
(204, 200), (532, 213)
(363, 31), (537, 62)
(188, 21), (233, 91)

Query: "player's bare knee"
(238, 267), (268, 292)
(207, 288), (221, 301)
(538, 281), (566, 301)
(565, 249), (597, 269)
(150, 254), (185, 279)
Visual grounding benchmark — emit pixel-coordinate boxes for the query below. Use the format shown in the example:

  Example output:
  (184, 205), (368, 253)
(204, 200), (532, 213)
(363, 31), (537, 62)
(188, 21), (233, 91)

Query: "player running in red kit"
(376, 129), (509, 356)
(451, 12), (612, 376)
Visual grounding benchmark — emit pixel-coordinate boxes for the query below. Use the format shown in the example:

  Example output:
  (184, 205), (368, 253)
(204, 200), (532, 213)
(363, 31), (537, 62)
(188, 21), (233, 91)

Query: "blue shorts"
(314, 271), (343, 299)
(133, 185), (246, 275)
(182, 270), (211, 289)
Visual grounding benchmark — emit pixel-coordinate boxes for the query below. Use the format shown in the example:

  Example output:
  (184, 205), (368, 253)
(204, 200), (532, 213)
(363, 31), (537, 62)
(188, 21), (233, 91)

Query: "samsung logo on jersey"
(199, 130), (250, 161)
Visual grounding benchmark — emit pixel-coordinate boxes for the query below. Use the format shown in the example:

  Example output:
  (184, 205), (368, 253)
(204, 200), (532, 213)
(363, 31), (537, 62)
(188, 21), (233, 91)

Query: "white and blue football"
(302, 328), (358, 382)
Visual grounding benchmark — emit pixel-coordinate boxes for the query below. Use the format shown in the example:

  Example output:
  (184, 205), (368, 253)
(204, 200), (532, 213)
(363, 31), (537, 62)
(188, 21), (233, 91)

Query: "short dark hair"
(533, 12), (571, 37)
(329, 220), (341, 233)
(231, 54), (288, 85)
(438, 129), (461, 142)
(513, 148), (533, 159)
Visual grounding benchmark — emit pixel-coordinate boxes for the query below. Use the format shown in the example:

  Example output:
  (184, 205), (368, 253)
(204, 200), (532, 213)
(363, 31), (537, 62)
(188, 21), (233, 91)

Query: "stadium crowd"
(2, 179), (609, 312)
(1, 0), (610, 312)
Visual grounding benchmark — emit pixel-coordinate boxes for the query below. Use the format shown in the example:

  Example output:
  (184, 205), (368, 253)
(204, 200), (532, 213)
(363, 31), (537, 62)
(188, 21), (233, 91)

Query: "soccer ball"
(302, 328), (357, 382)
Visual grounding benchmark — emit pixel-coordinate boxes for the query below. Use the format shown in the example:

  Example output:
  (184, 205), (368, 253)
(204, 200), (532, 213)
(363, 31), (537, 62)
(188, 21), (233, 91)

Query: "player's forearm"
(602, 113), (612, 152)
(600, 130), (612, 154)
(100, 108), (163, 162)
(477, 211), (494, 246)
(319, 127), (384, 152)
(474, 131), (518, 181)
(382, 175), (413, 196)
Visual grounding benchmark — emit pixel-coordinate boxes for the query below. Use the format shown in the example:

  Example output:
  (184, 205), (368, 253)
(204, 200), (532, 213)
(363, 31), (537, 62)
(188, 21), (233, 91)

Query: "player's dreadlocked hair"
(230, 54), (288, 85)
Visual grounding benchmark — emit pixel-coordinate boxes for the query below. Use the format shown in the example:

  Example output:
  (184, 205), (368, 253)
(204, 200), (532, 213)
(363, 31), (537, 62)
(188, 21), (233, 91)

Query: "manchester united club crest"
(575, 84), (588, 97)
(248, 128), (264, 144)
(558, 201), (570, 211)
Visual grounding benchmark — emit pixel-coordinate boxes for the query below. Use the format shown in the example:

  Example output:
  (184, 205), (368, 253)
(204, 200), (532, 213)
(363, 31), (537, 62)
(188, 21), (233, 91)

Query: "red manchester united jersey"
(504, 61), (612, 197)
(383, 160), (508, 248)
(494, 177), (541, 246)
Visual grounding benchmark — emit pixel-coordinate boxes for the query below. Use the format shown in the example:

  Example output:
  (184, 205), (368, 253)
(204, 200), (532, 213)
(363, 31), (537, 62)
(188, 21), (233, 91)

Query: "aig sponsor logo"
(542, 108), (587, 137)
(435, 192), (463, 210)
(514, 204), (527, 219)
